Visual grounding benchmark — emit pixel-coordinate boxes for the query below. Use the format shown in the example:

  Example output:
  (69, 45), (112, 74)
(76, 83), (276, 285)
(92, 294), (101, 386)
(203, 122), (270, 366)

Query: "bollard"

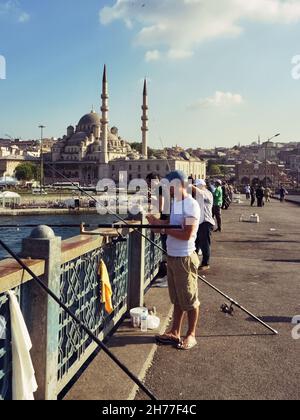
(127, 214), (146, 310)
(21, 225), (61, 400)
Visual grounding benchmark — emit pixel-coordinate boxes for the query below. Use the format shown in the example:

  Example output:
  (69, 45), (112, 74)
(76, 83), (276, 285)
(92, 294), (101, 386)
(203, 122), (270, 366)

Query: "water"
(0, 213), (120, 260)
(288, 195), (300, 203)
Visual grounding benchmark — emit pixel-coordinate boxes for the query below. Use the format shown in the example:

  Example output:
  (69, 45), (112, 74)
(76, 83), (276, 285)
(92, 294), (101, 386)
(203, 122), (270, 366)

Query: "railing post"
(127, 214), (146, 310)
(21, 225), (61, 401)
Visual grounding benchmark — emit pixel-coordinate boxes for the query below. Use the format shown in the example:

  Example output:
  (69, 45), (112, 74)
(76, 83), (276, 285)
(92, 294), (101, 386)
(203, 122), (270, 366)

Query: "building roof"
(0, 191), (21, 198)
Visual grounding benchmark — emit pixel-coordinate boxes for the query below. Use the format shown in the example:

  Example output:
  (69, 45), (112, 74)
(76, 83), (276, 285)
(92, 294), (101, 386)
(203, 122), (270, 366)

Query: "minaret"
(101, 65), (109, 164)
(141, 78), (149, 158)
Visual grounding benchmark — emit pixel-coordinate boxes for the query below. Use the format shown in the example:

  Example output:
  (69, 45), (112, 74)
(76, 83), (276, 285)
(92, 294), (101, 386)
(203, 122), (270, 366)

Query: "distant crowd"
(244, 184), (289, 207)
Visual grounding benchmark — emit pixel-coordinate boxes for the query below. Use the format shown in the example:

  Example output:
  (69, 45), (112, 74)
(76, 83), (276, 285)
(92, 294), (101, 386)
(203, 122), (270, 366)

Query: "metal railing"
(0, 224), (163, 400)
(57, 237), (129, 392)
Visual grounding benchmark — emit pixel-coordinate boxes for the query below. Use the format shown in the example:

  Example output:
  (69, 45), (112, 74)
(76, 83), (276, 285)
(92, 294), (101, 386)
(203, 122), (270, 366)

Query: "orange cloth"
(99, 260), (113, 314)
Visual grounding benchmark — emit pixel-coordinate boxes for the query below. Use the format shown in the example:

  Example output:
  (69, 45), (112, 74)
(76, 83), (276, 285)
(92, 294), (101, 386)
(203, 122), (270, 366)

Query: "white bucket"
(130, 307), (148, 328)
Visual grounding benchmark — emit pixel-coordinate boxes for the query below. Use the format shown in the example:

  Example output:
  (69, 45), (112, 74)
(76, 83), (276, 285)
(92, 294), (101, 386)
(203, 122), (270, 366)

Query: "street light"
(264, 133), (281, 187)
(39, 125), (46, 195)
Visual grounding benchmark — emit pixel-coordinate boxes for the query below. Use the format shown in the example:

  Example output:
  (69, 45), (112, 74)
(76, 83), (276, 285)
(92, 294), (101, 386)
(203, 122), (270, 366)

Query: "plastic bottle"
(141, 309), (148, 333)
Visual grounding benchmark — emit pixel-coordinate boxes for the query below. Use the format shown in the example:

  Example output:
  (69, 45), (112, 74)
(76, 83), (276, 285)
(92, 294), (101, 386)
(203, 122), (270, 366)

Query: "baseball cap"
(194, 179), (206, 187)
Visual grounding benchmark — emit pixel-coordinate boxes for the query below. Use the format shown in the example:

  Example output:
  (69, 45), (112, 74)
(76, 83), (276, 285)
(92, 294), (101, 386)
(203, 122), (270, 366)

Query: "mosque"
(48, 66), (206, 185)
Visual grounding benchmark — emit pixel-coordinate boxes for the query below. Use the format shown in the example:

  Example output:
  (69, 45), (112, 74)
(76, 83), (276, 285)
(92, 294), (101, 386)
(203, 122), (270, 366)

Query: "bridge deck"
(137, 199), (300, 400)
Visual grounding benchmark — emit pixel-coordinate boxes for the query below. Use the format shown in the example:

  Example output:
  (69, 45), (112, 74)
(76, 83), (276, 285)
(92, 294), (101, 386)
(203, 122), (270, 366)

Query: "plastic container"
(130, 307), (148, 328)
(250, 214), (260, 223)
(147, 315), (160, 330)
(141, 310), (148, 332)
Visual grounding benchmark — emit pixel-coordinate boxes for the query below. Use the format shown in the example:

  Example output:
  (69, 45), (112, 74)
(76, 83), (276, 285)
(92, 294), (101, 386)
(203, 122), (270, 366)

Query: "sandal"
(177, 337), (198, 351)
(156, 334), (181, 345)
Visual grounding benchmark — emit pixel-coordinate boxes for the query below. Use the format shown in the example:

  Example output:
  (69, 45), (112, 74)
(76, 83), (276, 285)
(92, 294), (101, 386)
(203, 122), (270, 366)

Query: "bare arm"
(167, 217), (198, 241)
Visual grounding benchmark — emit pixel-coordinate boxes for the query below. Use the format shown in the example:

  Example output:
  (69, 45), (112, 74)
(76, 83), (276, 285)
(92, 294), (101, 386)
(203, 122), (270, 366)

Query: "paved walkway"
(137, 199), (300, 400)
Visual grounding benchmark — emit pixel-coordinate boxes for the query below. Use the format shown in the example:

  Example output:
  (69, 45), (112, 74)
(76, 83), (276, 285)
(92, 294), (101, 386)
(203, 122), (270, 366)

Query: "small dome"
(68, 132), (88, 145)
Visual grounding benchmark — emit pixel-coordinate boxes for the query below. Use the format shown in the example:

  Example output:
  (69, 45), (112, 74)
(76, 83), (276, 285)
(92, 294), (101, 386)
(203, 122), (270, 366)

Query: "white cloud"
(18, 11), (30, 23)
(167, 49), (194, 60)
(188, 91), (244, 109)
(0, 0), (30, 23)
(100, 0), (300, 59)
(145, 50), (161, 62)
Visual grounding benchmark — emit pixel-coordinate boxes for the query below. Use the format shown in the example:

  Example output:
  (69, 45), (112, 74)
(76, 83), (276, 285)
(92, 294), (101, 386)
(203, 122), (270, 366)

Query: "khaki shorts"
(167, 252), (200, 312)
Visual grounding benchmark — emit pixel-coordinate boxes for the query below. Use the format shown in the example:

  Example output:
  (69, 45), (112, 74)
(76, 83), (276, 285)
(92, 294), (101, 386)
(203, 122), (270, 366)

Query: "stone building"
(235, 160), (284, 186)
(48, 66), (206, 185)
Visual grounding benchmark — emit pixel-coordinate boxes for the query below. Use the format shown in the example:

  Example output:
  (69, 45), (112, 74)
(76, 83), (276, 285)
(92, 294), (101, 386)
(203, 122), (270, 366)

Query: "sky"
(1, 0), (300, 149)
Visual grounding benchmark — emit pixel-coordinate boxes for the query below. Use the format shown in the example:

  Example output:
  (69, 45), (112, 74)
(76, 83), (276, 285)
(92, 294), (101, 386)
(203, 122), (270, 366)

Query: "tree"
(15, 163), (39, 181)
(208, 162), (222, 176)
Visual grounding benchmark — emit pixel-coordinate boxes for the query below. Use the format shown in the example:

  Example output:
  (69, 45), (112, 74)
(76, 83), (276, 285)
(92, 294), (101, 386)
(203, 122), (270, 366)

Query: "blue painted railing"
(57, 237), (130, 392)
(0, 227), (163, 399)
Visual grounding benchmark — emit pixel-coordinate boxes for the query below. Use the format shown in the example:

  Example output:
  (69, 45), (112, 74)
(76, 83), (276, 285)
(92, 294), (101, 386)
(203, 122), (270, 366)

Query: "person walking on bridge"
(256, 185), (265, 207)
(279, 186), (288, 203)
(147, 170), (201, 351)
(193, 179), (215, 272)
(213, 180), (223, 232)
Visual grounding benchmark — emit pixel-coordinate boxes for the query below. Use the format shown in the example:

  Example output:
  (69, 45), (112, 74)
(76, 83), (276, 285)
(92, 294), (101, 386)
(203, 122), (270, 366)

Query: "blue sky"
(1, 0), (300, 148)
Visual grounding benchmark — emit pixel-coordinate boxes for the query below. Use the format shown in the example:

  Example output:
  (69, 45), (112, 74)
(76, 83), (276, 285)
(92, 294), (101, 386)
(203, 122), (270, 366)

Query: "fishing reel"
(221, 303), (234, 316)
(112, 229), (128, 244)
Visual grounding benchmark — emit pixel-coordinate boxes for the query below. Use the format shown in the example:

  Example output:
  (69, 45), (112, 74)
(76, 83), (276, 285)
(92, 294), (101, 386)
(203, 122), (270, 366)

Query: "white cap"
(194, 179), (206, 187)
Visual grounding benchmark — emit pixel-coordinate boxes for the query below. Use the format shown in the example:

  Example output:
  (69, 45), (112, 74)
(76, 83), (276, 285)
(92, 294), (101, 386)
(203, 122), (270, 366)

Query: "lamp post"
(264, 133), (280, 187)
(39, 125), (46, 195)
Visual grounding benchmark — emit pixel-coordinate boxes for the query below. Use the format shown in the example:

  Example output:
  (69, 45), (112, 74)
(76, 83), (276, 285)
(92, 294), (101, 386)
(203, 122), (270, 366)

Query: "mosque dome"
(77, 111), (101, 131)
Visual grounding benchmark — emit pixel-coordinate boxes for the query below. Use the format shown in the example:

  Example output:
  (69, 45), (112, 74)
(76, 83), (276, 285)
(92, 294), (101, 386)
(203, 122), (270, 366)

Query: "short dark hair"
(146, 172), (160, 182)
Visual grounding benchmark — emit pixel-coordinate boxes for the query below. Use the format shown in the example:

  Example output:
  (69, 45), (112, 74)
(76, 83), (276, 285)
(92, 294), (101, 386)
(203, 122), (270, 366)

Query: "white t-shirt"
(167, 195), (201, 257)
(196, 189), (215, 226)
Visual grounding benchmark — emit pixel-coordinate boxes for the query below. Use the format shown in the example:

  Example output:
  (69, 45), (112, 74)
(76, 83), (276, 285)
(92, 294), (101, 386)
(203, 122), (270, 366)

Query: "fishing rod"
(0, 224), (182, 230)
(0, 238), (157, 401)
(46, 163), (278, 335)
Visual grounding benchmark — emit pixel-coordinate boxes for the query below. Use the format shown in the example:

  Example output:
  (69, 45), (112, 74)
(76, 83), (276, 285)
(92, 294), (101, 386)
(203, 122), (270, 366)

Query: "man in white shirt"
(147, 171), (201, 351)
(193, 179), (215, 271)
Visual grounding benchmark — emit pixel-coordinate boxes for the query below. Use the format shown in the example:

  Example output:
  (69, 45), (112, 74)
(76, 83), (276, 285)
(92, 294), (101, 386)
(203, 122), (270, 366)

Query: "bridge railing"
(0, 219), (163, 400)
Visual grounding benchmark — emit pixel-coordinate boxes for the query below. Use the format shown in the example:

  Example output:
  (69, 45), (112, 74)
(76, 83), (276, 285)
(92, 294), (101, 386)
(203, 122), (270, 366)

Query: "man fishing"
(147, 170), (201, 351)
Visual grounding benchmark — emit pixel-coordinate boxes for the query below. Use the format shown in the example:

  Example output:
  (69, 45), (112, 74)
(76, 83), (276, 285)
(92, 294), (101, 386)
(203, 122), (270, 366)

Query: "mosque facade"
(48, 66), (206, 185)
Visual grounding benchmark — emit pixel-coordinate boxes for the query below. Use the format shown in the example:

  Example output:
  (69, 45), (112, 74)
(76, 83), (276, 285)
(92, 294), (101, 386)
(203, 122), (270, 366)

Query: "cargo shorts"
(167, 252), (200, 312)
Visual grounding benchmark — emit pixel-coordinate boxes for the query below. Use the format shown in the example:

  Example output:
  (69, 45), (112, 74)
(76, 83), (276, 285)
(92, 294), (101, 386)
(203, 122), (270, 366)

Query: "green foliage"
(15, 163), (40, 181)
(208, 162), (222, 176)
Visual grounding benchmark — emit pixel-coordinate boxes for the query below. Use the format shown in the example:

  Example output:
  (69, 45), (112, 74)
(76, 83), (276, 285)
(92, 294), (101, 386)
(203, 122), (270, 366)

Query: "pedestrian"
(213, 180), (223, 232)
(193, 179), (215, 272)
(245, 185), (251, 200)
(264, 187), (271, 203)
(256, 185), (265, 207)
(222, 182), (231, 210)
(250, 185), (256, 207)
(147, 170), (201, 351)
(279, 186), (288, 203)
